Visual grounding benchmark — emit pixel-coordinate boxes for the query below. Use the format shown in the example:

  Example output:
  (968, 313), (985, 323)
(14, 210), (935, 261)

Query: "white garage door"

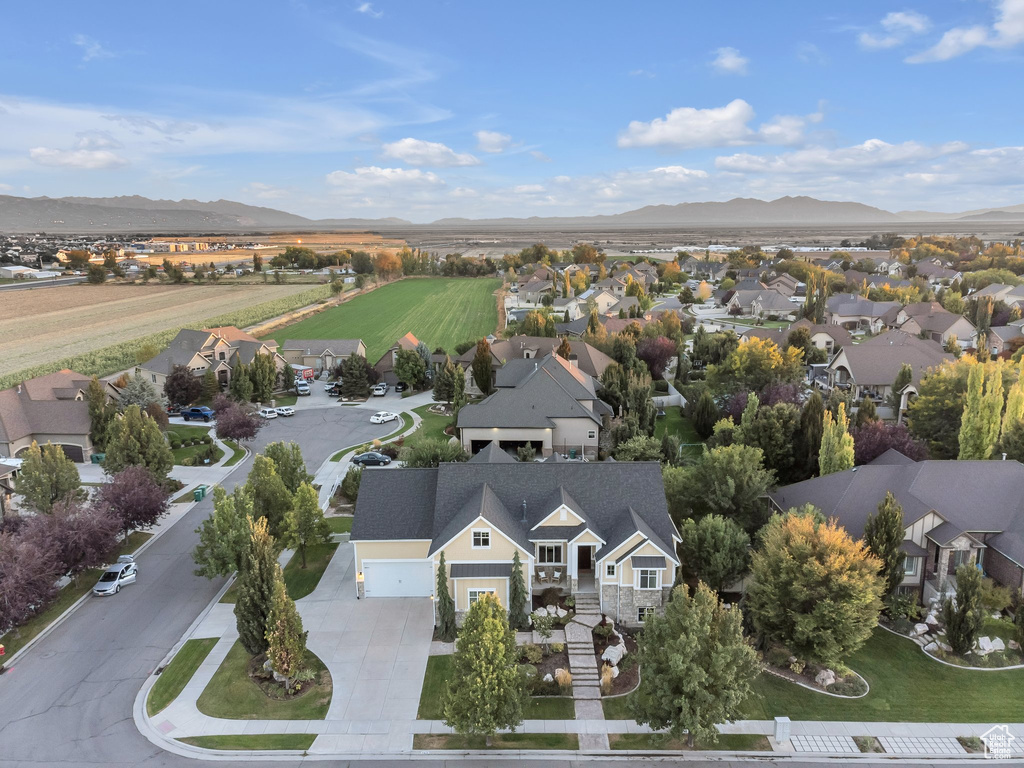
(363, 560), (433, 598)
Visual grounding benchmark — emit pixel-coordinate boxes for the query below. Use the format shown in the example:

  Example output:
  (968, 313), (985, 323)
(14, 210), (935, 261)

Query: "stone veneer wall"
(600, 584), (672, 626)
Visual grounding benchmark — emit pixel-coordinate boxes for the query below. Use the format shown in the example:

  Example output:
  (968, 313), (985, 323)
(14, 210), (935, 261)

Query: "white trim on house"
(635, 568), (661, 590)
(531, 503), (585, 529)
(568, 527), (607, 546)
(431, 515), (532, 559)
(471, 527), (491, 549)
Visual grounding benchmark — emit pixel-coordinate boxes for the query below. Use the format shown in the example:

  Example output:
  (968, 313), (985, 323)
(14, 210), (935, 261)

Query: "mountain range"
(2, 193), (1024, 233)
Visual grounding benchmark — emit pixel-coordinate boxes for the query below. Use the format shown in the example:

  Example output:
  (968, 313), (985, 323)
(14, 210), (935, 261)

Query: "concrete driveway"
(298, 543), (434, 723)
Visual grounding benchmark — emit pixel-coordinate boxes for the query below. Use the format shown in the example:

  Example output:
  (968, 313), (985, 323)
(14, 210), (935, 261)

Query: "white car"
(372, 383), (388, 397)
(275, 406), (295, 417)
(370, 411), (399, 424)
(258, 407), (279, 419)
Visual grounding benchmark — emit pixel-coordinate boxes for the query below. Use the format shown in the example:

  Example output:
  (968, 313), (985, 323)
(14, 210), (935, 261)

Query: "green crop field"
(267, 278), (502, 361)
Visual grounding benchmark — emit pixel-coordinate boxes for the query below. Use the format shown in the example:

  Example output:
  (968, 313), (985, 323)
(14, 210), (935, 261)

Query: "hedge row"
(0, 284), (332, 390)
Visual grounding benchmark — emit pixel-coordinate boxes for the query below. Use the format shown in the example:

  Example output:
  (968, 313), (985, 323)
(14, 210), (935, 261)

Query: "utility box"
(774, 716), (791, 744)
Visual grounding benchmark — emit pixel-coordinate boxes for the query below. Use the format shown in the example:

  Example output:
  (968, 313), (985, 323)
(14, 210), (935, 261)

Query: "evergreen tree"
(692, 390), (718, 440)
(436, 551), (456, 642)
(1001, 358), (1024, 442)
(433, 355), (458, 405)
(245, 454), (293, 538)
(854, 395), (878, 427)
(263, 441), (312, 494)
(230, 362), (254, 402)
(944, 563), (984, 656)
(556, 337), (572, 360)
(677, 515), (750, 592)
(864, 491), (906, 597)
(86, 376), (116, 451)
(103, 405), (174, 481)
(265, 563), (308, 688)
(886, 363), (913, 410)
(340, 354), (371, 399)
(249, 352), (277, 402)
(234, 515), (277, 656)
(201, 368), (219, 402)
(14, 441), (85, 513)
(442, 593), (524, 745)
(630, 583), (759, 747)
(451, 364), (467, 425)
(818, 402), (854, 476)
(193, 485), (252, 578)
(282, 482), (330, 569)
(508, 551), (528, 630)
(117, 372), (165, 412)
(959, 362), (1001, 460)
(472, 339), (494, 394)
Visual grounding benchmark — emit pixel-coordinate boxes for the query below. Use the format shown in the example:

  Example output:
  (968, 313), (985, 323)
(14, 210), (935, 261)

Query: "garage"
(362, 560), (433, 598)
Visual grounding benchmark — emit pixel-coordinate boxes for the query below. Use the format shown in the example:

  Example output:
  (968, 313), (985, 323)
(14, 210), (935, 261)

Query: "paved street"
(0, 276), (86, 291)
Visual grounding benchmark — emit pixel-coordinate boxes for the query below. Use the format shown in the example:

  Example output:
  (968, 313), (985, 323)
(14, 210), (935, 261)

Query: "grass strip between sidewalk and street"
(179, 734), (316, 751)
(413, 733), (579, 750)
(329, 412), (414, 461)
(196, 640), (331, 720)
(609, 733), (772, 751)
(221, 542), (338, 603)
(223, 440), (246, 467)
(0, 531), (152, 659)
(147, 637), (219, 716)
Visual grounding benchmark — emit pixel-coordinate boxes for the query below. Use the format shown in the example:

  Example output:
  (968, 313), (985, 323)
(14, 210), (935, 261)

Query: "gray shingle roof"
(829, 331), (952, 387)
(350, 467), (437, 540)
(632, 556), (667, 569)
(468, 441), (517, 463)
(450, 563), (514, 578)
(281, 339), (364, 357)
(529, 524), (585, 541)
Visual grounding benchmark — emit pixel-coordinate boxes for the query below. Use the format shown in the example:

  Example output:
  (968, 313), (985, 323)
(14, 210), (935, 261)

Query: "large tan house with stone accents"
(350, 454), (680, 626)
(771, 449), (1024, 602)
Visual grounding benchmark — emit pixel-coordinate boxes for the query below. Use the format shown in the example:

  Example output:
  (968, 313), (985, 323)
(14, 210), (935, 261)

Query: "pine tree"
(436, 551), (456, 642)
(282, 482), (330, 569)
(630, 583), (759, 747)
(799, 392), (825, 477)
(103, 405), (174, 481)
(508, 551), (528, 630)
(234, 515), (277, 656)
(230, 362), (254, 402)
(556, 337), (572, 360)
(201, 368), (219, 402)
(819, 402), (854, 476)
(944, 564), (984, 656)
(855, 395), (878, 427)
(472, 339), (493, 395)
(265, 563), (308, 688)
(433, 355), (458, 405)
(692, 390), (719, 440)
(245, 455), (293, 538)
(14, 441), (84, 514)
(86, 376), (115, 451)
(193, 485), (252, 578)
(864, 491), (906, 597)
(442, 593), (524, 745)
(341, 354), (371, 399)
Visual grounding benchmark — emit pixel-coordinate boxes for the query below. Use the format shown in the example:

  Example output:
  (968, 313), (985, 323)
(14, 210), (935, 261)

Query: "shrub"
(593, 623), (614, 640)
(201, 435), (213, 445)
(378, 444), (400, 459)
(340, 466), (362, 502)
(980, 578), (1013, 613)
(764, 646), (791, 668)
(539, 587), (561, 606)
(170, 440), (182, 450)
(884, 592), (921, 622)
(551, 642), (565, 654)
(653, 380), (669, 393)
(600, 663), (615, 694)
(518, 664), (538, 682)
(554, 668), (572, 692)
(790, 660), (806, 675)
(564, 595), (575, 609)
(521, 644), (543, 664)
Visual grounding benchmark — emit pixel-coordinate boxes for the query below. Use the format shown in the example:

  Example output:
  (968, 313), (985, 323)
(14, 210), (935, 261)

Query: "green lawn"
(166, 425), (223, 466)
(223, 440), (246, 467)
(605, 628), (1024, 723)
(654, 407), (705, 460)
(417, 655), (574, 720)
(329, 411), (414, 461)
(325, 516), (352, 534)
(413, 733), (579, 750)
(610, 733), (771, 751)
(274, 393), (298, 406)
(195, 640), (331, 720)
(0, 531), (152, 658)
(410, 404), (453, 443)
(221, 542), (338, 603)
(147, 638), (219, 716)
(267, 278), (502, 362)
(179, 734), (315, 751)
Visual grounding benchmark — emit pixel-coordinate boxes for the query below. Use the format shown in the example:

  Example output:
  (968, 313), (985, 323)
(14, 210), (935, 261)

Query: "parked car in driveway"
(370, 411), (399, 424)
(351, 451), (392, 466)
(182, 406), (214, 422)
(258, 407), (278, 419)
(296, 382), (311, 396)
(93, 555), (137, 596)
(275, 406), (295, 417)
(395, 381), (407, 393)
(372, 383), (388, 396)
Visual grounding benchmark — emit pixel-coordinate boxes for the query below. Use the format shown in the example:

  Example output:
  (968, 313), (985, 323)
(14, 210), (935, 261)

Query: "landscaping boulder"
(924, 641), (939, 653)
(609, 665), (620, 679)
(912, 623), (930, 637)
(925, 612), (940, 626)
(542, 673), (553, 683)
(939, 642), (952, 653)
(991, 637), (1006, 652)
(978, 636), (994, 652)
(1010, 640), (1021, 651)
(546, 605), (558, 616)
(555, 607), (568, 619)
(602, 643), (626, 665)
(814, 669), (836, 688)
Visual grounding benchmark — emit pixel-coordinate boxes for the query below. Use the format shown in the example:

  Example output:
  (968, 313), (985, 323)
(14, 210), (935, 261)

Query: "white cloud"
(325, 165), (443, 187)
(907, 0), (1024, 62)
(475, 130), (512, 153)
(796, 42), (828, 65)
(243, 182), (290, 200)
(859, 10), (931, 49)
(628, 68), (656, 78)
(381, 137), (480, 167)
(72, 34), (115, 62)
(618, 99), (813, 149)
(530, 150), (552, 162)
(710, 47), (749, 75)
(356, 2), (383, 18)
(29, 147), (128, 170)
(715, 138), (968, 174)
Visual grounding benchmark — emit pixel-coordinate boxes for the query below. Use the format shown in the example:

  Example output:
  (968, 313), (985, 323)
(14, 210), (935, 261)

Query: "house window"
(903, 556), (919, 577)
(637, 606), (655, 622)
(219, 352), (225, 361)
(472, 529), (490, 549)
(605, 563), (616, 578)
(467, 588), (496, 606)
(588, 430), (596, 439)
(538, 544), (562, 564)
(638, 569), (658, 590)
(952, 549), (972, 568)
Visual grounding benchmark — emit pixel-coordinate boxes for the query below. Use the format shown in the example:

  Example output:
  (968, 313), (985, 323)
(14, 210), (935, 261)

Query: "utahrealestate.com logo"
(981, 725), (1016, 760)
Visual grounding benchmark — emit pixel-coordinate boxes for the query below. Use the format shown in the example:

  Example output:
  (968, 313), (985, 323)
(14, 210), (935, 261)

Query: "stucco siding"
(353, 540), (431, 573)
(438, 519), (528, 562)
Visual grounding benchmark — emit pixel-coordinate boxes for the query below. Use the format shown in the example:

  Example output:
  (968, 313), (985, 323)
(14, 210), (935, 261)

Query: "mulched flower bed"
(519, 647), (570, 695)
(246, 653), (328, 701)
(763, 662), (868, 697)
(593, 620), (639, 697)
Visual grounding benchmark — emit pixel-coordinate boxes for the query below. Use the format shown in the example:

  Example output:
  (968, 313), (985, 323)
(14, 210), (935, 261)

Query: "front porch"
(531, 541), (599, 595)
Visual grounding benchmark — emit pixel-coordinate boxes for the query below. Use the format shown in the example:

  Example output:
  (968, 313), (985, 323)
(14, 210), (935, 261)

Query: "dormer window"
(472, 529), (490, 549)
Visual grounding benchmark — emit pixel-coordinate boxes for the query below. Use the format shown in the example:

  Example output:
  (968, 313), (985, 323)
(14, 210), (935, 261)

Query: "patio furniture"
(553, 569), (562, 583)
(537, 569), (547, 584)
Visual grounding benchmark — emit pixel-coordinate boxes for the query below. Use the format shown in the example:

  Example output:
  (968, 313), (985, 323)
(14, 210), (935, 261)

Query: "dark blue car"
(182, 406), (215, 422)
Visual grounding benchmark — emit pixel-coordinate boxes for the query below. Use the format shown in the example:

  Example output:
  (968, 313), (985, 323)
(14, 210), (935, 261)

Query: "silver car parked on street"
(93, 555), (138, 596)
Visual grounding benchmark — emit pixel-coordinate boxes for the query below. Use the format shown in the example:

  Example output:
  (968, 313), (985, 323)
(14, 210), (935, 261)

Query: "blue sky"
(2, 0), (1024, 221)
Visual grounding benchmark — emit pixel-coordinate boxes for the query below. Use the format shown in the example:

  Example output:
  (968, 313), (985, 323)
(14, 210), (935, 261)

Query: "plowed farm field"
(0, 283), (319, 378)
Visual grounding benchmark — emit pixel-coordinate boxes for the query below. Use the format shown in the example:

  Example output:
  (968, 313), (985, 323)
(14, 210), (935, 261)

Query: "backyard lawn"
(267, 278), (502, 362)
(654, 407), (705, 460)
(148, 637), (219, 716)
(325, 516), (352, 534)
(604, 628), (1024, 723)
(410, 403), (453, 443)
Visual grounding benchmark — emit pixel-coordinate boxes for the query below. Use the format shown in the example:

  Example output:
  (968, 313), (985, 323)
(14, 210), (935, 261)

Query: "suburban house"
(726, 288), (796, 318)
(556, 313), (649, 338)
(971, 283), (1024, 309)
(914, 262), (962, 285)
(988, 324), (1024, 355)
(457, 353), (610, 460)
(576, 287), (618, 314)
(374, 332), (421, 385)
(882, 302), (976, 348)
(280, 339), (367, 373)
(551, 295), (583, 320)
(766, 273), (802, 297)
(455, 335), (613, 395)
(823, 330), (952, 411)
(606, 296), (645, 318)
(825, 293), (900, 333)
(742, 319), (853, 355)
(0, 370), (119, 462)
(771, 450), (1024, 601)
(137, 327), (282, 392)
(351, 458), (680, 625)
(681, 257), (728, 280)
(519, 277), (554, 304)
(593, 276), (628, 297)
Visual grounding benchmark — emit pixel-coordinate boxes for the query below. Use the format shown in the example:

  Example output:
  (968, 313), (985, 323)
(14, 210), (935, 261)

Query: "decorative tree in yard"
(103, 405), (174, 482)
(22, 500), (118, 584)
(215, 401), (263, 443)
(746, 509), (884, 667)
(248, 352), (277, 403)
(959, 361), (1003, 460)
(436, 551), (456, 642)
(0, 531), (61, 634)
(96, 465), (170, 542)
(863, 491), (906, 598)
(818, 402), (854, 476)
(117, 372), (165, 412)
(193, 485), (253, 578)
(677, 514), (750, 592)
(692, 390), (719, 440)
(798, 391), (825, 478)
(264, 442), (313, 494)
(442, 593), (524, 746)
(340, 354), (372, 399)
(282, 482), (330, 569)
(433, 355), (459, 406)
(14, 441), (85, 513)
(234, 515), (277, 656)
(201, 368), (219, 402)
(395, 348), (428, 391)
(245, 455), (293, 538)
(508, 551), (528, 630)
(631, 583), (760, 747)
(944, 563), (984, 656)
(229, 362), (254, 403)
(556, 337), (572, 360)
(472, 339), (494, 395)
(87, 376), (116, 451)
(265, 563), (308, 690)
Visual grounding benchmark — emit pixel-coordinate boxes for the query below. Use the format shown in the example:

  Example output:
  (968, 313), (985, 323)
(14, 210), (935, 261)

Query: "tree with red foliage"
(851, 420), (928, 465)
(216, 402), (263, 443)
(0, 531), (61, 634)
(21, 501), (119, 583)
(96, 466), (171, 542)
(636, 336), (677, 380)
(145, 401), (170, 430)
